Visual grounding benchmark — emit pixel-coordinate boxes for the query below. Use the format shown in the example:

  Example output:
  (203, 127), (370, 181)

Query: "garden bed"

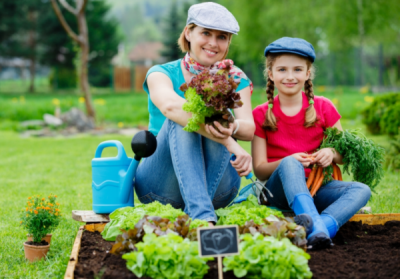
(69, 216), (400, 279)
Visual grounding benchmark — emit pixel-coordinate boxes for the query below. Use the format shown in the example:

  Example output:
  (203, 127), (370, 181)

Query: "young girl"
(252, 37), (371, 249)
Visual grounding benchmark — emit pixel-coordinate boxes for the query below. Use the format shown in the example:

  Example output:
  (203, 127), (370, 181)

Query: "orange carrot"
(332, 163), (338, 180)
(337, 165), (343, 181)
(306, 166), (318, 189)
(310, 168), (324, 197)
(309, 166), (322, 193)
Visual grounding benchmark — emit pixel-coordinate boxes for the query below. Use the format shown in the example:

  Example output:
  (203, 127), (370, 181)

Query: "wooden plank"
(84, 223), (108, 233)
(64, 226), (84, 279)
(349, 213), (400, 225)
(72, 210), (110, 223)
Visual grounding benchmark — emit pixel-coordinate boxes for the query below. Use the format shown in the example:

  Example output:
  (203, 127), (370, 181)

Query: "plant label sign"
(198, 225), (240, 258)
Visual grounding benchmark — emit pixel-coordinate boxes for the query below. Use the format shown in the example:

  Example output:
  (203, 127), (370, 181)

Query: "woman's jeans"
(135, 119), (241, 222)
(265, 157), (371, 228)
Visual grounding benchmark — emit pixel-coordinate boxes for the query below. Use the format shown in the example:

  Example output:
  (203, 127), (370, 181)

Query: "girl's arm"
(252, 135), (312, 180)
(147, 72), (252, 176)
(311, 120), (344, 167)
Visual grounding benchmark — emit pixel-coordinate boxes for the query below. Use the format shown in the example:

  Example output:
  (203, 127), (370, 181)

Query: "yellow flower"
(360, 86), (369, 94)
(28, 197), (31, 199)
(331, 98), (339, 105)
(118, 122), (124, 128)
(26, 208), (28, 211)
(26, 214), (28, 217)
(56, 202), (60, 206)
(42, 198), (45, 201)
(54, 195), (57, 198)
(34, 210), (38, 214)
(364, 96), (374, 103)
(20, 221), (23, 224)
(94, 98), (106, 106)
(55, 213), (58, 216)
(36, 207), (40, 210)
(52, 98), (60, 106)
(55, 208), (60, 212)
(79, 97), (85, 103)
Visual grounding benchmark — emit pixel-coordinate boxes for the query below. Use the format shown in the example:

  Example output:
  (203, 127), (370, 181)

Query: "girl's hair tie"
(268, 103), (273, 109)
(309, 99), (314, 105)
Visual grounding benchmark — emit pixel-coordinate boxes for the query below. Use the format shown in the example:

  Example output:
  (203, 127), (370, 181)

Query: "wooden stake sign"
(198, 225), (240, 279)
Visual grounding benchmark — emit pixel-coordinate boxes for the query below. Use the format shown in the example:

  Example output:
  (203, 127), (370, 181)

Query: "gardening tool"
(230, 155), (273, 204)
(91, 131), (157, 214)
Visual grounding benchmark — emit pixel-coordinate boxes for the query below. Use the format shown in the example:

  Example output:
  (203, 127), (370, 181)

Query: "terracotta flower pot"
(26, 234), (52, 244)
(24, 241), (50, 262)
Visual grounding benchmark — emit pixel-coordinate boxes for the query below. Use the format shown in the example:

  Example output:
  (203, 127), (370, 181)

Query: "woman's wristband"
(232, 120), (240, 136)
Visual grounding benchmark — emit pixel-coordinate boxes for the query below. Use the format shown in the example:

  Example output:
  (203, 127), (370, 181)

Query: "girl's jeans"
(135, 119), (241, 222)
(265, 157), (371, 228)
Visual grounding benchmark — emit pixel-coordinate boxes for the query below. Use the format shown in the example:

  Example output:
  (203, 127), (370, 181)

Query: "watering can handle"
(94, 140), (127, 160)
(230, 154), (254, 180)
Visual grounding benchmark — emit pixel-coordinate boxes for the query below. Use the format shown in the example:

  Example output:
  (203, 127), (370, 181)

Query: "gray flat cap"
(186, 2), (239, 35)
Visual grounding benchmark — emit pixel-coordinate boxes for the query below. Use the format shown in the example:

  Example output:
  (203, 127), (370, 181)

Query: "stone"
(20, 120), (45, 128)
(60, 107), (94, 131)
(43, 113), (63, 126)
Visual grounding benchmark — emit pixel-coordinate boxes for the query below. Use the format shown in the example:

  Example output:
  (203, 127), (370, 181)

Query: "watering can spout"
(119, 158), (139, 203)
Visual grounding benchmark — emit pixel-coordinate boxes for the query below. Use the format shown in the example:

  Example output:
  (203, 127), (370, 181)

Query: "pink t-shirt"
(253, 91), (341, 177)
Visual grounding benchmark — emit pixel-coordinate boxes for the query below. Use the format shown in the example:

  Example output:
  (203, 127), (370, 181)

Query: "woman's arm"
(147, 71), (252, 176)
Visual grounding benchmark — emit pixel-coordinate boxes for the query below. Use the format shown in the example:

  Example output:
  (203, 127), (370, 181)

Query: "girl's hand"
(205, 121), (235, 139)
(291, 153), (313, 167)
(225, 138), (252, 177)
(311, 148), (334, 168)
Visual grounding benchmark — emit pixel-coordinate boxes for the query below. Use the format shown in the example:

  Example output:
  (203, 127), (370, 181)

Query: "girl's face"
(268, 54), (311, 96)
(185, 26), (231, 66)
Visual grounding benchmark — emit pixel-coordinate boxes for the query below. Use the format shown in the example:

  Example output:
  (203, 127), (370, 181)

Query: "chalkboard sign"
(198, 225), (240, 257)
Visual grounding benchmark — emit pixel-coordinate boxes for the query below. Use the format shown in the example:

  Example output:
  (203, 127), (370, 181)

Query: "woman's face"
(185, 26), (231, 66)
(268, 54), (311, 96)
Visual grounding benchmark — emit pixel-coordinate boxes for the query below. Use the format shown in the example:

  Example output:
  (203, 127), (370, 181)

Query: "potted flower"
(20, 194), (62, 262)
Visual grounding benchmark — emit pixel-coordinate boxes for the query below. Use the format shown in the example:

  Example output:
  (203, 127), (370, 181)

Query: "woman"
(135, 2), (255, 226)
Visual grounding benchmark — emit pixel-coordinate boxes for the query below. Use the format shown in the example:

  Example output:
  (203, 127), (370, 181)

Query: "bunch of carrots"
(305, 155), (343, 197)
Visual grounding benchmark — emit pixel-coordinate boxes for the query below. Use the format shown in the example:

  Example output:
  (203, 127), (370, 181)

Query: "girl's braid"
(304, 79), (317, 127)
(262, 77), (277, 131)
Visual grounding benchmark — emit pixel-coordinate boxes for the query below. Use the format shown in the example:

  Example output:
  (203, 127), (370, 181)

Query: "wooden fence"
(113, 65), (150, 92)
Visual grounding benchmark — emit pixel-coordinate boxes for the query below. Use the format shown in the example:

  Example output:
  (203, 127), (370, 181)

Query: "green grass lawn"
(0, 88), (397, 278)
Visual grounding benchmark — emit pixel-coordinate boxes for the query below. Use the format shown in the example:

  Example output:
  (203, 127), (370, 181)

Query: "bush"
(49, 67), (77, 89)
(385, 131), (400, 171)
(362, 93), (400, 135)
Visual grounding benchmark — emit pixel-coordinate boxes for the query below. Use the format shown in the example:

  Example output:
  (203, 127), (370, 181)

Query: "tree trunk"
(77, 8), (95, 121)
(28, 10), (37, 93)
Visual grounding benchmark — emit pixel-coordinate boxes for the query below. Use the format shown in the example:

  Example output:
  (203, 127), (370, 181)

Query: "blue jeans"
(265, 157), (371, 228)
(134, 119), (241, 222)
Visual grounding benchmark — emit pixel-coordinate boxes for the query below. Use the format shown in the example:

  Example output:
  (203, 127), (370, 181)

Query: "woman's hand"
(291, 153), (313, 168)
(205, 121), (235, 139)
(311, 148), (334, 168)
(225, 138), (252, 177)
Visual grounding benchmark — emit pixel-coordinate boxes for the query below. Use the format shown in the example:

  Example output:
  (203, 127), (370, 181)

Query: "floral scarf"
(182, 53), (253, 94)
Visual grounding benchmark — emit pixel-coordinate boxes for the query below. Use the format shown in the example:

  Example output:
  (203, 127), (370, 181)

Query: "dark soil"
(25, 240), (49, 246)
(74, 221), (400, 279)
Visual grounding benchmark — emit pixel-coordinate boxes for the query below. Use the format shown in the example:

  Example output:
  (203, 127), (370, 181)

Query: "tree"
(160, 1), (185, 61)
(50, 0), (95, 121)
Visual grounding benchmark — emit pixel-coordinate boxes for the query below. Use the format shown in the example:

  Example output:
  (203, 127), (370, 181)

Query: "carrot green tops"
(252, 92), (340, 177)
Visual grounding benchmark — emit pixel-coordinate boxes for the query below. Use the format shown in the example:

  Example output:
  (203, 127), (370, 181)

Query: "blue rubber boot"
(321, 214), (339, 238)
(292, 193), (332, 250)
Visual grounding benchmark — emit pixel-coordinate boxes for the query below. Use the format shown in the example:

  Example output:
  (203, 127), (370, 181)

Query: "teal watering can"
(91, 131), (157, 214)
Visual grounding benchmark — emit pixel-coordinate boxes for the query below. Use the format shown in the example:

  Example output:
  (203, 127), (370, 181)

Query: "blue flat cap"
(187, 2), (239, 35)
(264, 37), (316, 62)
